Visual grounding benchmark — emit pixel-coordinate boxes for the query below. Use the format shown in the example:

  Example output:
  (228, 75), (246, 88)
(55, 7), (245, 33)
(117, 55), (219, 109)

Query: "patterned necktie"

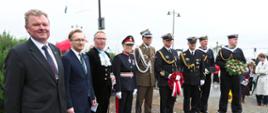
(42, 45), (58, 79)
(79, 54), (88, 74)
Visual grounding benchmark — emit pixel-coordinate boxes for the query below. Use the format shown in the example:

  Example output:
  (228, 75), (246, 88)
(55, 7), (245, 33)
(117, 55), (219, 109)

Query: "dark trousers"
(119, 91), (133, 113)
(256, 95), (268, 105)
(159, 85), (176, 113)
(94, 86), (111, 113)
(200, 74), (211, 112)
(136, 86), (153, 113)
(218, 71), (242, 113)
(183, 84), (201, 113)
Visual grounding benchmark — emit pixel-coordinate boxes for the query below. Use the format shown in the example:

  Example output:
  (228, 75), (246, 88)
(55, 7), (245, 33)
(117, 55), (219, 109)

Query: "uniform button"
(104, 78), (107, 80)
(105, 74), (108, 76)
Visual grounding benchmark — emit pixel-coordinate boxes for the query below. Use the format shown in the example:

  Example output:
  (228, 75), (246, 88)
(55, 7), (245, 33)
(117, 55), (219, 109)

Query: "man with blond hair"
(4, 9), (66, 113)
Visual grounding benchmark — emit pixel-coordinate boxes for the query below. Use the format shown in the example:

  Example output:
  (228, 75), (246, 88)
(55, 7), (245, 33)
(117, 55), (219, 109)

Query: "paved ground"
(108, 83), (268, 113)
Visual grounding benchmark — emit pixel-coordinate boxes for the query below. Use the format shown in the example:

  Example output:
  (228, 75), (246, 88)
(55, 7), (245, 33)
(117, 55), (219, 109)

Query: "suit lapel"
(27, 40), (57, 83)
(93, 47), (101, 65)
(69, 50), (86, 78)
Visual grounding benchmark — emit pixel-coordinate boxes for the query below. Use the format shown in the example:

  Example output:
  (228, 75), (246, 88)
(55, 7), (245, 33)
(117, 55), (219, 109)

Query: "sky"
(1, 0), (268, 58)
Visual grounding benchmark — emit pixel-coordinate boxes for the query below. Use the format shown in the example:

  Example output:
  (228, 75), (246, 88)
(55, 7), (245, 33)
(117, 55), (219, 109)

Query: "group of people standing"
(4, 9), (267, 113)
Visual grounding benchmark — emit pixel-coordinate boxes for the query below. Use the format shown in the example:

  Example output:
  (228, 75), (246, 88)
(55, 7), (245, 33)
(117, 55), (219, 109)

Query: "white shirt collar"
(188, 49), (196, 53)
(71, 48), (83, 61)
(143, 43), (149, 48)
(31, 37), (48, 50)
(165, 47), (171, 51)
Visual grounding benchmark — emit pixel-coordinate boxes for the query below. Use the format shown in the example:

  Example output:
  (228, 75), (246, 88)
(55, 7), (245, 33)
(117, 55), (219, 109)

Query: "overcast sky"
(1, 0), (268, 58)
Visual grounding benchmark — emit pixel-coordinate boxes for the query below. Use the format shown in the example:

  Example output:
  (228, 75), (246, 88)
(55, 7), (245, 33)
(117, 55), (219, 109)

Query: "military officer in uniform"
(216, 34), (246, 113)
(112, 35), (137, 113)
(87, 31), (113, 113)
(154, 33), (180, 113)
(179, 37), (206, 113)
(197, 36), (215, 113)
(134, 29), (156, 113)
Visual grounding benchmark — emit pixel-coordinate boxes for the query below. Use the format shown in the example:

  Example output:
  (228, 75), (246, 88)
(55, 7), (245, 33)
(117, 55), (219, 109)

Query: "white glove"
(133, 89), (137, 96)
(168, 74), (172, 79)
(204, 68), (209, 75)
(175, 76), (180, 80)
(116, 92), (122, 99)
(200, 80), (205, 86)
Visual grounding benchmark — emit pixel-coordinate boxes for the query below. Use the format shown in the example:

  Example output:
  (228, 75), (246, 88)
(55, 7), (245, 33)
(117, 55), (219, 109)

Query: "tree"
(0, 31), (26, 112)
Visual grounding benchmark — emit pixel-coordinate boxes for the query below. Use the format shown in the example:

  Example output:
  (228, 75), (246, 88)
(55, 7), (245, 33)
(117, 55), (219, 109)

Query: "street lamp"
(98, 0), (105, 30)
(167, 10), (180, 48)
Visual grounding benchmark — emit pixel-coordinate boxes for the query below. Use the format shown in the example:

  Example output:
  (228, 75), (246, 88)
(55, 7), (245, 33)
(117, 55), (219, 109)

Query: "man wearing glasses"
(62, 29), (97, 113)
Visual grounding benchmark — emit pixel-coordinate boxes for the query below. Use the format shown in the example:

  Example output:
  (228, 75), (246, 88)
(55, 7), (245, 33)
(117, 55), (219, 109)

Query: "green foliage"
(0, 31), (26, 111)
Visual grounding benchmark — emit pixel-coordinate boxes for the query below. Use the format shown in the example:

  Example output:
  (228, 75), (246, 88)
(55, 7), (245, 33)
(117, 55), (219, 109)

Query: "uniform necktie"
(79, 54), (88, 74)
(42, 45), (58, 79)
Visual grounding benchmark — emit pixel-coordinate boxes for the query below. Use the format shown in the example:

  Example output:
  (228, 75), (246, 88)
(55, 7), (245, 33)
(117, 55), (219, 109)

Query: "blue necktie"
(79, 54), (88, 74)
(42, 45), (58, 79)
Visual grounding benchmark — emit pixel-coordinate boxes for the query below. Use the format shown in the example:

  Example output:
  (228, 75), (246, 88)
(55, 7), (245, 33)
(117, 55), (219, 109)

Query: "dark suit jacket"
(4, 39), (66, 113)
(62, 49), (95, 113)
(87, 47), (112, 98)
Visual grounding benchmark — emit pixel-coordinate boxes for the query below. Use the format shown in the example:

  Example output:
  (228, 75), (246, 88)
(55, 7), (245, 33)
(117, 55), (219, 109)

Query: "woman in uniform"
(112, 35), (137, 113)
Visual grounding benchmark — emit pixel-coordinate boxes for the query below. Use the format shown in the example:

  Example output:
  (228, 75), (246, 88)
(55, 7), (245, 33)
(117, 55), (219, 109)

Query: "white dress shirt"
(31, 38), (58, 71)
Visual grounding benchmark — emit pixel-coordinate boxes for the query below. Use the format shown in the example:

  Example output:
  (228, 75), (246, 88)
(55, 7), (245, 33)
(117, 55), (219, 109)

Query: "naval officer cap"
(199, 36), (208, 41)
(161, 33), (173, 40)
(140, 29), (152, 38)
(122, 35), (135, 45)
(187, 37), (197, 44)
(228, 34), (238, 39)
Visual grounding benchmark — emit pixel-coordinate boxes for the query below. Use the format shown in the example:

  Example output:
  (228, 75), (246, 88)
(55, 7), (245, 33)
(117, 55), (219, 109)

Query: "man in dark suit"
(87, 31), (113, 113)
(4, 9), (66, 113)
(154, 33), (180, 113)
(62, 29), (97, 113)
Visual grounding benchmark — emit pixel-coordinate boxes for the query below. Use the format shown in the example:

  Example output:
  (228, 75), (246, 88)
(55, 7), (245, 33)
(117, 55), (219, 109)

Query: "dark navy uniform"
(154, 33), (180, 113)
(197, 36), (216, 113)
(87, 47), (112, 113)
(179, 37), (206, 113)
(216, 35), (246, 113)
(112, 36), (137, 113)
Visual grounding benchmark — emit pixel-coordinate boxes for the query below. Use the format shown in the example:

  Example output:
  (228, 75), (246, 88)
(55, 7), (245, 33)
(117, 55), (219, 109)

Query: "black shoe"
(217, 112), (225, 113)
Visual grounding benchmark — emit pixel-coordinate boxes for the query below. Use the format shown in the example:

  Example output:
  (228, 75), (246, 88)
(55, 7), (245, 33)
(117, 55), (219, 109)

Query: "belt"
(120, 72), (134, 78)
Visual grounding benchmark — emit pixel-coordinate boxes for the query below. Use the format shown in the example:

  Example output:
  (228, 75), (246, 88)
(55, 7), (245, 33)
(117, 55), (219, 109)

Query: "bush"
(0, 31), (26, 112)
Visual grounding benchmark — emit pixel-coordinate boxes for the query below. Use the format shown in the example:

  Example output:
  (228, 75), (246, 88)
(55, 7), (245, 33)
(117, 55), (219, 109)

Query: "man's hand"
(133, 89), (137, 96)
(91, 99), (97, 106)
(200, 80), (205, 86)
(67, 107), (75, 113)
(116, 92), (122, 99)
(110, 74), (116, 85)
(204, 68), (209, 75)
